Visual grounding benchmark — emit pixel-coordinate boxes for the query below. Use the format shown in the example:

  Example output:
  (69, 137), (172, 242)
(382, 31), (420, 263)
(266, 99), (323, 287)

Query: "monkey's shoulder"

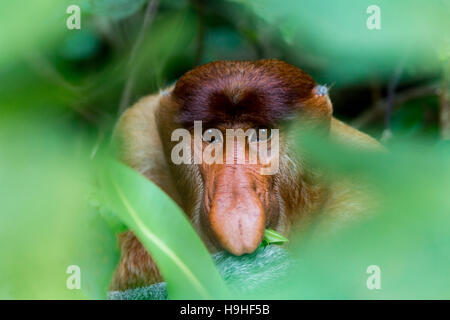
(330, 117), (384, 151)
(113, 89), (174, 174)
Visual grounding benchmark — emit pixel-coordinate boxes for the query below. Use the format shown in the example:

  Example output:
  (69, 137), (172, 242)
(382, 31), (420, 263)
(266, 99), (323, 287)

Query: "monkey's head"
(167, 60), (332, 255)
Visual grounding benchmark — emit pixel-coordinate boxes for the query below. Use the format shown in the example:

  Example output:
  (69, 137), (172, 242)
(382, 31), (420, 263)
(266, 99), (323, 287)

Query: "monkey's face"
(171, 60), (332, 256)
(196, 125), (281, 255)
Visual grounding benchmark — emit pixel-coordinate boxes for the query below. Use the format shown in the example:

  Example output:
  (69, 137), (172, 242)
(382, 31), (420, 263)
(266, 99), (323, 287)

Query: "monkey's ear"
(303, 85), (333, 119)
(291, 84), (333, 134)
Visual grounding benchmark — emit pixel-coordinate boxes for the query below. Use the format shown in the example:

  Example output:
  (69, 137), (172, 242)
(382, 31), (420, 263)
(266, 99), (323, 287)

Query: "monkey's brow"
(184, 120), (281, 131)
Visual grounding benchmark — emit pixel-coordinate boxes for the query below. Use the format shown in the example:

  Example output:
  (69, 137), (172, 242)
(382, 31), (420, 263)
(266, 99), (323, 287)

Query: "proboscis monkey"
(111, 60), (383, 290)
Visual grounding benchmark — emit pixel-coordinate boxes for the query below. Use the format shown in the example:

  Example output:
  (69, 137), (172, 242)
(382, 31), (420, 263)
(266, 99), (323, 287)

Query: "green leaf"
(87, 0), (147, 20)
(263, 228), (289, 246)
(99, 160), (230, 299)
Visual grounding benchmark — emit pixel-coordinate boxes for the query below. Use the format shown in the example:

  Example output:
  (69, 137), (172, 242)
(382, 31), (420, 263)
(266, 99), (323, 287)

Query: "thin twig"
(193, 5), (206, 66)
(90, 130), (105, 160)
(118, 0), (159, 115)
(129, 0), (159, 65)
(385, 63), (404, 130)
(352, 82), (440, 129)
(25, 54), (78, 92)
(439, 59), (450, 140)
(380, 59), (406, 142)
(24, 54), (98, 123)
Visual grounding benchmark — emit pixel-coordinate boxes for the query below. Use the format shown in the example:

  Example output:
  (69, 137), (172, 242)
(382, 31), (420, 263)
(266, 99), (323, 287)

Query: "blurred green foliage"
(0, 117), (118, 299)
(86, 0), (148, 20)
(278, 131), (450, 299)
(100, 160), (230, 299)
(235, 0), (450, 84)
(0, 0), (449, 299)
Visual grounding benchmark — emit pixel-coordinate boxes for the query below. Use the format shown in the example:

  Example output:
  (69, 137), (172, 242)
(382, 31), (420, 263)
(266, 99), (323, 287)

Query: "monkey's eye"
(249, 128), (272, 143)
(203, 128), (223, 144)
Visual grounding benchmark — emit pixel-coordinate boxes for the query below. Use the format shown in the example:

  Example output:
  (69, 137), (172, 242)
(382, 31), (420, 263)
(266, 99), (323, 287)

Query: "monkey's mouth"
(208, 192), (266, 256)
(200, 181), (280, 256)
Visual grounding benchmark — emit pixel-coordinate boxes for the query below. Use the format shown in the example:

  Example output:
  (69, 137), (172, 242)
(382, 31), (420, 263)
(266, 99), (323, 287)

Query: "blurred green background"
(0, 0), (449, 299)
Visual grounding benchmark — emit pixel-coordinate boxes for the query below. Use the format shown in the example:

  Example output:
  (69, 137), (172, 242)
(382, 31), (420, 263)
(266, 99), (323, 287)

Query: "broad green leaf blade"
(264, 228), (289, 245)
(100, 160), (229, 299)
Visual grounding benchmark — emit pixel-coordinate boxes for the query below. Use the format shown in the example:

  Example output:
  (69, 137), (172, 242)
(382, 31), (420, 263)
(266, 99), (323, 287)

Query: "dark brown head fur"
(173, 60), (319, 128)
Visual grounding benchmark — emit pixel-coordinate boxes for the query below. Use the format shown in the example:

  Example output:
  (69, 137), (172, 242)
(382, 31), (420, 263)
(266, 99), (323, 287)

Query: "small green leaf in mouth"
(260, 228), (289, 248)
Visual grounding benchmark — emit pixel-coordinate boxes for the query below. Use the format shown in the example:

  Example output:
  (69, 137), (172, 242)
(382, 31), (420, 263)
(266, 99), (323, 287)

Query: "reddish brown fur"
(174, 60), (320, 128)
(110, 60), (383, 291)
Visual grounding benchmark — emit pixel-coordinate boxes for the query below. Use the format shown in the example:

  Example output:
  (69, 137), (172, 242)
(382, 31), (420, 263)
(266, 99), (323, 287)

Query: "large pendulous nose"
(208, 166), (265, 256)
